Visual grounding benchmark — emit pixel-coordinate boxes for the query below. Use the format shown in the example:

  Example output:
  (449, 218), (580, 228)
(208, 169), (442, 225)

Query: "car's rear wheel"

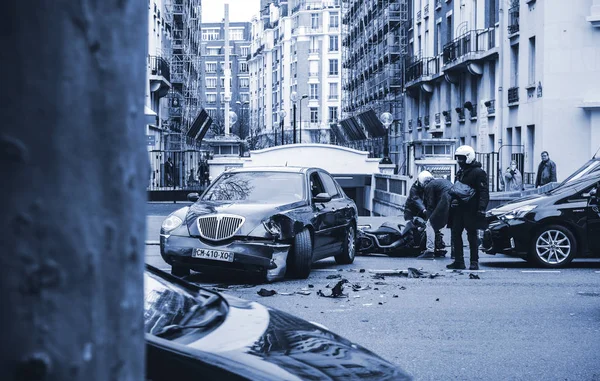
(288, 228), (313, 279)
(529, 225), (577, 268)
(335, 224), (356, 264)
(171, 264), (190, 277)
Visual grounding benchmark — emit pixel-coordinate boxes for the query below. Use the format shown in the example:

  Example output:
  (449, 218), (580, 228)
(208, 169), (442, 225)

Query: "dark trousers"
(451, 211), (479, 264)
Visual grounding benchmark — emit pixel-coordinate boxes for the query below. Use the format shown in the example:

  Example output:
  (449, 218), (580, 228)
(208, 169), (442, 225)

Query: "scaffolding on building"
(165, 0), (202, 150)
(340, 0), (409, 170)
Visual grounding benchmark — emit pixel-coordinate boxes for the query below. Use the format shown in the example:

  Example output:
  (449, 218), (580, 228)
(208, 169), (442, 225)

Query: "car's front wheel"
(335, 224), (356, 264)
(171, 264), (190, 277)
(288, 228), (313, 279)
(529, 225), (577, 268)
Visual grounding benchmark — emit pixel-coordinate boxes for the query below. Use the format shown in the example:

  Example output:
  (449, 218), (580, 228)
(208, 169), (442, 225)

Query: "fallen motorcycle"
(356, 216), (429, 257)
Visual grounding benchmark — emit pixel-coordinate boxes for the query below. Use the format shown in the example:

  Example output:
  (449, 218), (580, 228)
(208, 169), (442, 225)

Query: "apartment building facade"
(405, 0), (600, 185)
(249, 0), (343, 146)
(146, 0), (173, 150)
(340, 0), (409, 167)
(199, 22), (252, 140)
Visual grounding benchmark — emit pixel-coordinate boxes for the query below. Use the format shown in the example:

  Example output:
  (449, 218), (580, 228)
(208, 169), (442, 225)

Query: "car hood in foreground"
(174, 293), (411, 380)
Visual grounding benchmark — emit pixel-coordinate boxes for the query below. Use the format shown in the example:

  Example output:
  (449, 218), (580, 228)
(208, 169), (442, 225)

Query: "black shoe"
(434, 250), (447, 258)
(446, 261), (466, 270)
(417, 250), (436, 259)
(469, 262), (479, 270)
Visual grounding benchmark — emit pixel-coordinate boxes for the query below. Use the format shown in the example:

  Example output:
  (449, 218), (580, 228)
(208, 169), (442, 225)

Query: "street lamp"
(291, 91), (308, 144)
(278, 109), (286, 146)
(236, 100), (249, 139)
(380, 112), (393, 164)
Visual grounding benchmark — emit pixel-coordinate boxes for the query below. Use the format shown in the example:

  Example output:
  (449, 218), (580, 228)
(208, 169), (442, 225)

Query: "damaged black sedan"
(160, 166), (358, 281)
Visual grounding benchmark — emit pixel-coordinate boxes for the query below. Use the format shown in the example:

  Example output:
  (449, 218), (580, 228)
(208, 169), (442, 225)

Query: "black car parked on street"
(482, 173), (600, 267)
(160, 166), (358, 281)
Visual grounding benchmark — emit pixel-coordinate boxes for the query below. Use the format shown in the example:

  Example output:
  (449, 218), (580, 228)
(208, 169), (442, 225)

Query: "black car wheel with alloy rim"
(529, 224), (577, 268)
(288, 228), (313, 279)
(335, 225), (356, 264)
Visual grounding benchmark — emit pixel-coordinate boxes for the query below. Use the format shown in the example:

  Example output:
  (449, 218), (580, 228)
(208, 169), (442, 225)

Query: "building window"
(206, 77), (217, 88)
(240, 78), (249, 88)
(329, 59), (338, 75)
(329, 12), (339, 28)
(229, 28), (244, 41)
(528, 36), (536, 85)
(329, 82), (339, 100)
(329, 35), (339, 52)
(207, 47), (220, 55)
(205, 62), (217, 73)
(241, 46), (250, 57)
(310, 36), (319, 53)
(328, 106), (338, 123)
(310, 84), (319, 99)
(220, 77), (232, 88)
(511, 43), (519, 86)
(239, 62), (248, 72)
(311, 13), (320, 29)
(310, 108), (319, 123)
(206, 108), (216, 118)
(202, 29), (220, 41)
(206, 93), (217, 103)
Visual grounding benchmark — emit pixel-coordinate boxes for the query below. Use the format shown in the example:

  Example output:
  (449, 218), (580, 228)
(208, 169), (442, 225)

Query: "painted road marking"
(146, 240), (160, 245)
(521, 270), (561, 273)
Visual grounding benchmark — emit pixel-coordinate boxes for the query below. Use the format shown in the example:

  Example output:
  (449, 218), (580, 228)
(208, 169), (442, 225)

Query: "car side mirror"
(187, 192), (200, 202)
(313, 192), (332, 203)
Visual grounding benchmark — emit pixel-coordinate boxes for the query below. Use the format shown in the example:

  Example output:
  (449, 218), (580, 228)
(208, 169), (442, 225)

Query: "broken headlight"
(262, 218), (282, 239)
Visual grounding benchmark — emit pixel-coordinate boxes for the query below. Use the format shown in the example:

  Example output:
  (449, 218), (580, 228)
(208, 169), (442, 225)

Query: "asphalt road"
(145, 203), (600, 381)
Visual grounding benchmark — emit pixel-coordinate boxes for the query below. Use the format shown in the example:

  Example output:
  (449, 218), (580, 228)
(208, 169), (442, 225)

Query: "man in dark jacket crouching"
(417, 175), (453, 259)
(447, 145), (489, 270)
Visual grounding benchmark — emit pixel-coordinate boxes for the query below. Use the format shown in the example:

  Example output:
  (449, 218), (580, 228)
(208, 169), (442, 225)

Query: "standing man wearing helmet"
(448, 145), (489, 270)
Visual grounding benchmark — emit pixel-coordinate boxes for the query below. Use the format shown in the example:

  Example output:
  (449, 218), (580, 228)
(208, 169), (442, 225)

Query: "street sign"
(146, 135), (155, 146)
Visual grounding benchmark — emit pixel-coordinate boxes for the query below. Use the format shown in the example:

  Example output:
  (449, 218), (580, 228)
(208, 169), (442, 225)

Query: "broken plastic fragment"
(317, 279), (349, 298)
(296, 291), (311, 296)
(257, 288), (277, 297)
(326, 274), (342, 280)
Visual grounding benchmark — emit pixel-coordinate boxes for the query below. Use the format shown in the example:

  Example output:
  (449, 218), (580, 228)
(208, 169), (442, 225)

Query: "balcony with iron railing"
(456, 107), (466, 122)
(404, 56), (440, 88)
(485, 99), (496, 116)
(442, 110), (452, 124)
(442, 28), (498, 69)
(149, 56), (171, 83)
(508, 1), (520, 36)
(424, 4), (429, 18)
(508, 87), (519, 105)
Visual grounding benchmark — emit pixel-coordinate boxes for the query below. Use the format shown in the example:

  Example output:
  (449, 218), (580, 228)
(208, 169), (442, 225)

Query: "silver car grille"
(196, 214), (245, 241)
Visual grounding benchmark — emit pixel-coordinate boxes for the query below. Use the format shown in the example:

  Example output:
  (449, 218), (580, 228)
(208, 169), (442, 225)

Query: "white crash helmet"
(455, 145), (476, 164)
(417, 170), (434, 186)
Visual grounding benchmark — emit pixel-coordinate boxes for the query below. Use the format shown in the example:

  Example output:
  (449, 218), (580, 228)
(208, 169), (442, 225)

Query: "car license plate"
(193, 248), (234, 262)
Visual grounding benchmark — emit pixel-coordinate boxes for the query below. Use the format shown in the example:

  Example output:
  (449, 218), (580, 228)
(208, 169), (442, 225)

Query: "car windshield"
(202, 171), (306, 203)
(144, 271), (226, 340)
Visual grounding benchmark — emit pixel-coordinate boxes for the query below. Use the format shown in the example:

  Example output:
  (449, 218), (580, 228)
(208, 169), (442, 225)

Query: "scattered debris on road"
(257, 288), (277, 297)
(296, 290), (312, 296)
(326, 274), (342, 280)
(317, 279), (349, 298)
(469, 273), (481, 280)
